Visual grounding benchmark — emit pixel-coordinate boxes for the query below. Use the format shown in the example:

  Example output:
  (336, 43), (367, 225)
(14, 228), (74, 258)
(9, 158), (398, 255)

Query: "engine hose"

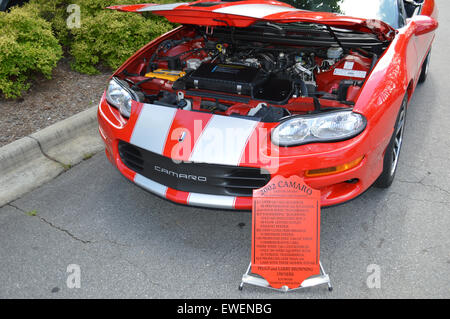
(293, 79), (308, 97)
(131, 77), (155, 91)
(200, 100), (229, 112)
(369, 53), (379, 72)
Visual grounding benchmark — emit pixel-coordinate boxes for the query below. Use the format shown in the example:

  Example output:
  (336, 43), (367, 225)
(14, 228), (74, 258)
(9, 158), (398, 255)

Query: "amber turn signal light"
(305, 156), (364, 177)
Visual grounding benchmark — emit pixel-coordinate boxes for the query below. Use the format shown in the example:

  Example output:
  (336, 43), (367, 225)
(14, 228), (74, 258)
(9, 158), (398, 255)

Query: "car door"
(408, 0), (437, 81)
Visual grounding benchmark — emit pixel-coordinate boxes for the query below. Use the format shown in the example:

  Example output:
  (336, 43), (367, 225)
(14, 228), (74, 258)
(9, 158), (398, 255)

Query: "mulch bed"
(0, 58), (111, 147)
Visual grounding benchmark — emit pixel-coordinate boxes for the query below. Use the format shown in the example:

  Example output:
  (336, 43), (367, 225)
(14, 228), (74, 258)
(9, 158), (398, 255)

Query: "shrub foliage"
(0, 0), (177, 98)
(29, 0), (176, 74)
(70, 9), (173, 74)
(0, 6), (63, 98)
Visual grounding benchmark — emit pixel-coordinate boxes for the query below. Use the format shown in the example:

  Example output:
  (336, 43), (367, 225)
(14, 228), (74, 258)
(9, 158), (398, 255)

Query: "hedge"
(28, 0), (177, 74)
(0, 0), (178, 98)
(69, 8), (174, 74)
(0, 5), (63, 98)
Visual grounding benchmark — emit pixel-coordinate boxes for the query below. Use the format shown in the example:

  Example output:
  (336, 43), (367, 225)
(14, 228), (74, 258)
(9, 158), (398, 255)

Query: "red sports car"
(98, 0), (438, 209)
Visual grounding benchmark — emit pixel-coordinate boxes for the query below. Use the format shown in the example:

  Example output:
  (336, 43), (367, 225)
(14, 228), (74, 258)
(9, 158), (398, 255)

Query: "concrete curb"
(0, 106), (104, 207)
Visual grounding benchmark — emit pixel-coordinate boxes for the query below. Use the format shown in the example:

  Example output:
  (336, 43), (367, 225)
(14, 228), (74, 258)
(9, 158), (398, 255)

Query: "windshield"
(280, 0), (402, 29)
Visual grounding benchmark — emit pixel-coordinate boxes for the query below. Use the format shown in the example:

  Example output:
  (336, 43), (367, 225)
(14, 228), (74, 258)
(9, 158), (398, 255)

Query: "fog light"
(305, 156), (364, 177)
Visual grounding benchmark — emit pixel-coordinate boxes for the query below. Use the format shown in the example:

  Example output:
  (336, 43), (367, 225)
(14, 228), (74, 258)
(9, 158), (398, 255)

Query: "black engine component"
(250, 105), (290, 122)
(154, 91), (178, 107)
(336, 79), (363, 101)
(185, 63), (266, 96)
(166, 56), (183, 70)
(184, 62), (294, 103)
(253, 75), (293, 104)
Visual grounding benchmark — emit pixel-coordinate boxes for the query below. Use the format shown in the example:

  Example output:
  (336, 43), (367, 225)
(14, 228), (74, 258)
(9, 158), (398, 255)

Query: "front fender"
(353, 27), (415, 158)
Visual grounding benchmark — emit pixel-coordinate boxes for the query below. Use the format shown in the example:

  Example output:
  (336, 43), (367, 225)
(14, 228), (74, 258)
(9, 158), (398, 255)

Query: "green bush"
(0, 6), (63, 98)
(0, 0), (179, 97)
(70, 9), (174, 74)
(27, 0), (176, 74)
(27, 0), (73, 47)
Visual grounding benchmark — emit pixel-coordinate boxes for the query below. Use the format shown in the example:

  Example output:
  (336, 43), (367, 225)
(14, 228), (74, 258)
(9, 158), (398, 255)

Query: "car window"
(279, 0), (403, 29)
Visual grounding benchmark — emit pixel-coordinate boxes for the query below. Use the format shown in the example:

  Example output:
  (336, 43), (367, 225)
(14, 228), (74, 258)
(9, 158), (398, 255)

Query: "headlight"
(271, 110), (366, 146)
(106, 77), (139, 118)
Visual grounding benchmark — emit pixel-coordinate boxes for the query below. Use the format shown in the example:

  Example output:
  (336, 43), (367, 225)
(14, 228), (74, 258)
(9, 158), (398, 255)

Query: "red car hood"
(108, 0), (396, 42)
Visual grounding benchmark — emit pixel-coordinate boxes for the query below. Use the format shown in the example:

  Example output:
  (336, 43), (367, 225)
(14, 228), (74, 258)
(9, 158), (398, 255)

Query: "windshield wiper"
(259, 22), (286, 36)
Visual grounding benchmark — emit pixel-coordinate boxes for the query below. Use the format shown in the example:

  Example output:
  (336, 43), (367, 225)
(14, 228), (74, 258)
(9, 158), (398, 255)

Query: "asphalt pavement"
(0, 0), (449, 298)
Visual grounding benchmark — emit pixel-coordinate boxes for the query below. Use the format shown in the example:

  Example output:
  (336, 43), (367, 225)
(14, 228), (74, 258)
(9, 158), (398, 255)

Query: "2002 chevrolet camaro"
(97, 0), (438, 209)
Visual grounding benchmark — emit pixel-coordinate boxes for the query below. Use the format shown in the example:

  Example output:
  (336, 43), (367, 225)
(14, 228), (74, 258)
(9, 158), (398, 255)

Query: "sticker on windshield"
(333, 68), (367, 78)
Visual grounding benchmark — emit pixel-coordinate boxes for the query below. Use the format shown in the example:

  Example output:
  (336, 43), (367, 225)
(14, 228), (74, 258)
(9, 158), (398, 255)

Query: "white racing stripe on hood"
(189, 115), (258, 166)
(137, 3), (188, 12)
(129, 103), (176, 155)
(213, 4), (298, 19)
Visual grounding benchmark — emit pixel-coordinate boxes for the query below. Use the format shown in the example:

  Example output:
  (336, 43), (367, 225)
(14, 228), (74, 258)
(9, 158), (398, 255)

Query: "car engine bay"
(115, 24), (385, 122)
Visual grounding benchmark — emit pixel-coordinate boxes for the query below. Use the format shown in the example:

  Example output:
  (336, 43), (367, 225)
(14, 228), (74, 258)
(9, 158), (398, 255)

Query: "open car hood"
(108, 0), (396, 42)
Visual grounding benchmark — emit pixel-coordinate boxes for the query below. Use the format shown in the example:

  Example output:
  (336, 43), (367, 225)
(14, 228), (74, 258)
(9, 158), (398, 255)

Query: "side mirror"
(410, 15), (438, 36)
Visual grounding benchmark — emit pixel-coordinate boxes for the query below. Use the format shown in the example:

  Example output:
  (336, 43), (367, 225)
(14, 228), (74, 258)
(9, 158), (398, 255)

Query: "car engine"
(175, 43), (331, 103)
(117, 26), (376, 122)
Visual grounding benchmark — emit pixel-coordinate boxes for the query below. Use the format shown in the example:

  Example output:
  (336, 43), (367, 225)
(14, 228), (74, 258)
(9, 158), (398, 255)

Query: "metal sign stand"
(239, 261), (333, 292)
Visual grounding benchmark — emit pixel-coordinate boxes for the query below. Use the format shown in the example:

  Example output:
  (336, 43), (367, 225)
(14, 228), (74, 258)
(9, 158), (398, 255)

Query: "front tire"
(374, 95), (408, 188)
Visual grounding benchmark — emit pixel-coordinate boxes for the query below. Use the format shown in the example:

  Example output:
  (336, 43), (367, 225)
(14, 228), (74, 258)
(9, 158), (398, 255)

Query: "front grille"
(118, 141), (270, 197)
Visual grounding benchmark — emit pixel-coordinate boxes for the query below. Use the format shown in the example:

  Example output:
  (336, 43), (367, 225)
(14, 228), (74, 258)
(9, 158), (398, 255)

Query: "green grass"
(26, 210), (37, 216)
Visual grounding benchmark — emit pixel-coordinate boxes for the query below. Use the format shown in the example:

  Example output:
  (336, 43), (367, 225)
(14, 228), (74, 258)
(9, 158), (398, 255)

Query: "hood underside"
(108, 0), (396, 42)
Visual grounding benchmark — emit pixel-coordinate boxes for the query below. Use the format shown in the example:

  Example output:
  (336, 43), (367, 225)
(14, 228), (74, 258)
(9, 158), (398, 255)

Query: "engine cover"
(185, 63), (266, 96)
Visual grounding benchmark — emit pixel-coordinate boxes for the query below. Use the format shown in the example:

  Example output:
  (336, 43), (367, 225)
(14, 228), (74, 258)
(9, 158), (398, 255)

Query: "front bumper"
(98, 94), (385, 210)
